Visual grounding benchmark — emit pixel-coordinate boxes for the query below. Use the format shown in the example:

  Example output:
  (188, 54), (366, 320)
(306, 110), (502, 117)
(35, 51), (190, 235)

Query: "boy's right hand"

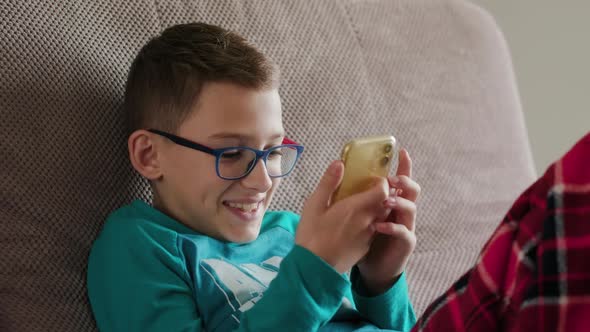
(295, 161), (391, 273)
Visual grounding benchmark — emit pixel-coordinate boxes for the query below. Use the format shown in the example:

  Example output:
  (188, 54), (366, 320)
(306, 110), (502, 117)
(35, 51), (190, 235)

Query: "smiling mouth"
(223, 201), (262, 213)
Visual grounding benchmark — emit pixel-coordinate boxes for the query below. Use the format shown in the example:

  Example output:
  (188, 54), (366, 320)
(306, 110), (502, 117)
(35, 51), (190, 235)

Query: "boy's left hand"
(356, 148), (420, 295)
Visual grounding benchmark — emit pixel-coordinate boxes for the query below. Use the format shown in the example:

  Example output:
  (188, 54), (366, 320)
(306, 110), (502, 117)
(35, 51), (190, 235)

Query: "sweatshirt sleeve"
(239, 245), (350, 331)
(350, 267), (416, 331)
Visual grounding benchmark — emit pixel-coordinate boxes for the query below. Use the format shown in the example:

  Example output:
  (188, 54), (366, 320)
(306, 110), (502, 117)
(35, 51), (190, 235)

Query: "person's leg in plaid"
(414, 132), (590, 332)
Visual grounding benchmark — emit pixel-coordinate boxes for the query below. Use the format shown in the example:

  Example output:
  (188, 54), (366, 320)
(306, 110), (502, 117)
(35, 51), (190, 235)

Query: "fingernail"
(389, 188), (398, 197)
(390, 176), (400, 184)
(383, 197), (396, 208)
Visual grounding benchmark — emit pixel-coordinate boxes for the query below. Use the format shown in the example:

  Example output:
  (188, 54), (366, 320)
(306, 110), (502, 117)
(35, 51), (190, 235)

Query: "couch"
(0, 0), (536, 330)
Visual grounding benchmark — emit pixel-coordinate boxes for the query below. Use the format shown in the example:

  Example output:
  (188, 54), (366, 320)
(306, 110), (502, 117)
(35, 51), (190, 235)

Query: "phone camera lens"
(384, 144), (392, 153)
(381, 156), (390, 167)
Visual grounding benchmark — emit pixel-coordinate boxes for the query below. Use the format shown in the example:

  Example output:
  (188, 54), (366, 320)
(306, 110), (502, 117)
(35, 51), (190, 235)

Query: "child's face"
(155, 82), (284, 243)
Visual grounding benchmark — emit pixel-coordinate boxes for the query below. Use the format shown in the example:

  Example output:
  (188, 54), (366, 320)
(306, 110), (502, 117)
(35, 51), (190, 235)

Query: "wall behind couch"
(471, 0), (590, 174)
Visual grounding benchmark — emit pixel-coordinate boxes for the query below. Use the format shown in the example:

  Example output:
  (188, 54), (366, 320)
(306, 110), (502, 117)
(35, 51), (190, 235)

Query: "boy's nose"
(240, 159), (273, 192)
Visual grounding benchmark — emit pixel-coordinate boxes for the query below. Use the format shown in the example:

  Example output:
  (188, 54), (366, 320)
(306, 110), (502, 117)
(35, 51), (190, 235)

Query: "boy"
(87, 22), (420, 331)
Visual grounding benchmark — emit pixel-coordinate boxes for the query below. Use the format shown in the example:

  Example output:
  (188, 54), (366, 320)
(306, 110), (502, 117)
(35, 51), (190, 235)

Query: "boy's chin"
(219, 218), (263, 244)
(223, 228), (260, 244)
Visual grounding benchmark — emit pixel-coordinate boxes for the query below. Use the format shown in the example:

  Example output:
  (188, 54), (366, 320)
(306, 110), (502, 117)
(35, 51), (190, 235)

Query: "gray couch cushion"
(0, 0), (535, 330)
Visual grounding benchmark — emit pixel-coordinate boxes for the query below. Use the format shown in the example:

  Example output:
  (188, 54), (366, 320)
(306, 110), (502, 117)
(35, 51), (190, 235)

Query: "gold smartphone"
(332, 135), (396, 203)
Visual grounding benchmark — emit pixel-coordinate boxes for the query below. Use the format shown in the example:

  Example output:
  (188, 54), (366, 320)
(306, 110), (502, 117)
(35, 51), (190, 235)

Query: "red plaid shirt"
(414, 133), (590, 332)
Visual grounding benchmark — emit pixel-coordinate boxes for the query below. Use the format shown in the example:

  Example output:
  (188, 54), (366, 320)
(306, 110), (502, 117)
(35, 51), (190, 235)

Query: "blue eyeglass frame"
(147, 128), (304, 180)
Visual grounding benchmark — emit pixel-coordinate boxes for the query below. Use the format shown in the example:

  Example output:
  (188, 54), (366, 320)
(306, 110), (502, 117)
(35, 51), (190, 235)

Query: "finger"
(356, 177), (389, 210)
(336, 177), (390, 227)
(386, 196), (416, 232)
(373, 221), (410, 236)
(373, 222), (417, 254)
(396, 148), (412, 178)
(388, 175), (421, 202)
(308, 161), (344, 212)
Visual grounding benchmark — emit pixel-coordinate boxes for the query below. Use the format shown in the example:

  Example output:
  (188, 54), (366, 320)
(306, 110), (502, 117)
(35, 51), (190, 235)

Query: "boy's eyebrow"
(208, 132), (285, 140)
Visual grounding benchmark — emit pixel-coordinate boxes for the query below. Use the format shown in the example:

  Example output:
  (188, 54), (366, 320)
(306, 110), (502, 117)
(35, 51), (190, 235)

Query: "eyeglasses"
(148, 129), (304, 180)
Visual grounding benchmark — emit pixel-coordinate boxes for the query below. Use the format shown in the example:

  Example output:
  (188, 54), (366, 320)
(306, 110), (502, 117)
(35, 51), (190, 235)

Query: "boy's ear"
(128, 130), (163, 180)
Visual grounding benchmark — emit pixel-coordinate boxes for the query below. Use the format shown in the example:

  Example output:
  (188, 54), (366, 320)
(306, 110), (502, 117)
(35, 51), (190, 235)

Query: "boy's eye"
(221, 150), (243, 160)
(268, 149), (284, 159)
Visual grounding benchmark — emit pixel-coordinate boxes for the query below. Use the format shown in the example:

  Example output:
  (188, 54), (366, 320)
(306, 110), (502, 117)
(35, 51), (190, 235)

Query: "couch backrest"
(0, 0), (536, 330)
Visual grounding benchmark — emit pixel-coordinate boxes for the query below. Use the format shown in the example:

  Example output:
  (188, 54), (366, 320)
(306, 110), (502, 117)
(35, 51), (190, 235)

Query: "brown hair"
(124, 22), (279, 134)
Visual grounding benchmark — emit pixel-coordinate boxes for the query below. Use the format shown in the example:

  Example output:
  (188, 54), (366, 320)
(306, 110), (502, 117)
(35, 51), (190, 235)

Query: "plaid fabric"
(413, 132), (590, 332)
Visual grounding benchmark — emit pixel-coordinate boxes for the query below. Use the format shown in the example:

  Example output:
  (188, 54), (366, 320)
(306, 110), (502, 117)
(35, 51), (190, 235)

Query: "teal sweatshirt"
(87, 200), (415, 331)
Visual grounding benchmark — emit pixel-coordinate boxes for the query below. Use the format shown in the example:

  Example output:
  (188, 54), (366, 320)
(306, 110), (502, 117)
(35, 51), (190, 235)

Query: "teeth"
(227, 202), (258, 212)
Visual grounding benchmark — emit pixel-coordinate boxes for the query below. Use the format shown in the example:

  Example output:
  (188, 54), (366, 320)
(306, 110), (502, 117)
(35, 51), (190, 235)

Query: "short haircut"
(124, 22), (279, 134)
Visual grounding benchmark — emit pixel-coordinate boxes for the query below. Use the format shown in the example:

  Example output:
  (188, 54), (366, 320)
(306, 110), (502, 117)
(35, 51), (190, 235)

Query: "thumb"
(356, 176), (389, 209)
(308, 160), (344, 211)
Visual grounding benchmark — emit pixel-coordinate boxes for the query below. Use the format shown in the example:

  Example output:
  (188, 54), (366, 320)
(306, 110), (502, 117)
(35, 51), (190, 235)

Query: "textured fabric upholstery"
(0, 0), (536, 330)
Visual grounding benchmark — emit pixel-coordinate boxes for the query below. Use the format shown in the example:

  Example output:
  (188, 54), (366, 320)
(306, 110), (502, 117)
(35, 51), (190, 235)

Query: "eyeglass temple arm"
(147, 129), (215, 154)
